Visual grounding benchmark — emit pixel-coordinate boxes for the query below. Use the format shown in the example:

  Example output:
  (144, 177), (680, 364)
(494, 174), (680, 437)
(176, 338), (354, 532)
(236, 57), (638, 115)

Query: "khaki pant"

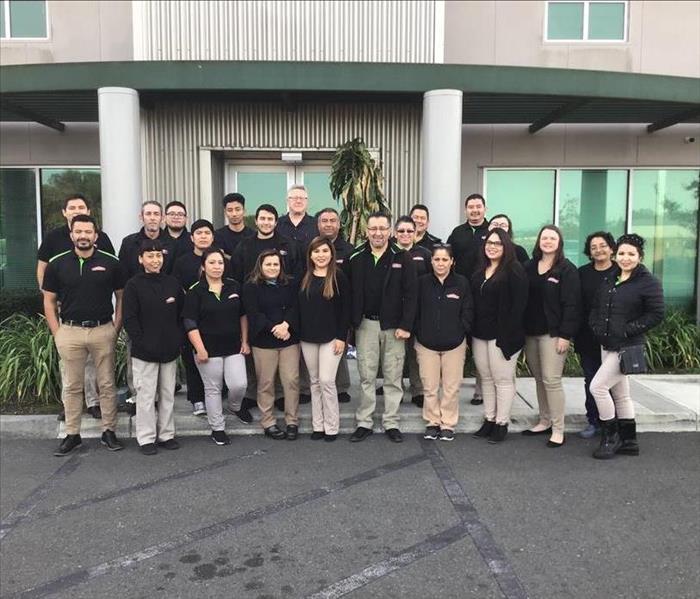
(252, 345), (300, 429)
(132, 358), (177, 445)
(54, 322), (118, 435)
(472, 338), (520, 424)
(415, 340), (466, 431)
(590, 349), (634, 421)
(301, 341), (342, 434)
(524, 335), (567, 434)
(245, 351), (310, 400)
(355, 318), (406, 430)
(59, 353), (99, 408)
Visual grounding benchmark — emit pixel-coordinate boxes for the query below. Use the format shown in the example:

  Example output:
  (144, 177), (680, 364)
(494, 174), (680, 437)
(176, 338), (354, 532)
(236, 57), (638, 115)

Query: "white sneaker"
(192, 401), (207, 416)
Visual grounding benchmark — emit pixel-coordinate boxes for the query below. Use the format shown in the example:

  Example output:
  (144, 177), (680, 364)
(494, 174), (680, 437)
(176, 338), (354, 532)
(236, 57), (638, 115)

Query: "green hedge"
(0, 288), (43, 322)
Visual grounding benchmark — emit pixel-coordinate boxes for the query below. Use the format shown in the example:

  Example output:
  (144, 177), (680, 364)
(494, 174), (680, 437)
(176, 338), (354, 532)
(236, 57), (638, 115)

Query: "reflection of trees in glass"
(40, 170), (101, 235)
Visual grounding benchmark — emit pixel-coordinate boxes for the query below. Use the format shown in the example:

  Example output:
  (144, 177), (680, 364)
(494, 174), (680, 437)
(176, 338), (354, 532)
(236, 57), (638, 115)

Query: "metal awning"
(1, 61), (698, 133)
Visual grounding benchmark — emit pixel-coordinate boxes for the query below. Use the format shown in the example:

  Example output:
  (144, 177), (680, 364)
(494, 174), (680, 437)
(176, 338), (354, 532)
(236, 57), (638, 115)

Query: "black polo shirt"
(172, 251), (234, 290)
(362, 249), (391, 317)
(182, 278), (244, 357)
(277, 213), (317, 252)
(42, 249), (126, 322)
(214, 225), (255, 259)
(37, 225), (115, 262)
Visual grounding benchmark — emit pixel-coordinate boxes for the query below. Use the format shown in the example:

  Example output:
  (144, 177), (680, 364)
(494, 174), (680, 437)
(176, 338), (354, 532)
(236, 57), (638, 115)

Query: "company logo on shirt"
(91, 266), (106, 272)
(228, 293), (239, 299)
(165, 296), (176, 303)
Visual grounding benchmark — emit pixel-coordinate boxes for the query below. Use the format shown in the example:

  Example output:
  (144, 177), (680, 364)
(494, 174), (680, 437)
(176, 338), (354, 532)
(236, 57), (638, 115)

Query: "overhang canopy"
(1, 61), (699, 132)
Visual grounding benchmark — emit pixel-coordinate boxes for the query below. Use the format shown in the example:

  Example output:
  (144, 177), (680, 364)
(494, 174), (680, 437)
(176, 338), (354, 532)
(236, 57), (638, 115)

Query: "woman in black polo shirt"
(298, 237), (351, 442)
(522, 225), (581, 447)
(414, 244), (473, 442)
(183, 248), (249, 446)
(242, 249), (300, 441)
(471, 228), (529, 443)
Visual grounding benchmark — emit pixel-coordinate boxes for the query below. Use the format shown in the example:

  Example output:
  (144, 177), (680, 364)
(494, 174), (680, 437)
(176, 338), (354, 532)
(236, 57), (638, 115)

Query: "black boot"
(472, 419), (494, 439)
(617, 418), (639, 456)
(488, 423), (508, 444)
(593, 418), (621, 460)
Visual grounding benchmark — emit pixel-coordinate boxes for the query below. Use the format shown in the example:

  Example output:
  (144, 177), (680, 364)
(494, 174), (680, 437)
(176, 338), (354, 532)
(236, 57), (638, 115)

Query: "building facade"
(1, 0), (698, 311)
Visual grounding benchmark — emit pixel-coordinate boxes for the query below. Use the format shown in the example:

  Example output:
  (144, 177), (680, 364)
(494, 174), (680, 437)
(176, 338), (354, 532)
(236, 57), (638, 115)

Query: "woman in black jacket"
(588, 234), (664, 459)
(298, 237), (351, 442)
(123, 240), (184, 455)
(522, 225), (581, 447)
(414, 244), (473, 442)
(242, 249), (300, 440)
(471, 228), (528, 443)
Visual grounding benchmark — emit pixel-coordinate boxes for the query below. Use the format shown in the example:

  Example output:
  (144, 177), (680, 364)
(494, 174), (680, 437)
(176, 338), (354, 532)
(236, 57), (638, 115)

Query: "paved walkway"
(2, 370), (698, 439)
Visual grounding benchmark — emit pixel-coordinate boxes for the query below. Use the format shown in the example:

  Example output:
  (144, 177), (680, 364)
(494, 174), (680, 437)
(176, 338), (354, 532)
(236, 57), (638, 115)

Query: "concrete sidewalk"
(2, 371), (698, 439)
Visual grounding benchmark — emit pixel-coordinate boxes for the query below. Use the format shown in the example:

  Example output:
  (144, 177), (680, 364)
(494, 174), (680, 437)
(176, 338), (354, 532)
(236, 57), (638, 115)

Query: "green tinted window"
(9, 0), (46, 38)
(559, 169), (627, 266)
(0, 169), (38, 289)
(548, 2), (584, 40)
(1, 3), (6, 38)
(485, 170), (556, 253)
(40, 169), (102, 236)
(302, 171), (336, 216)
(630, 170), (699, 309)
(589, 2), (625, 40)
(236, 171), (289, 220)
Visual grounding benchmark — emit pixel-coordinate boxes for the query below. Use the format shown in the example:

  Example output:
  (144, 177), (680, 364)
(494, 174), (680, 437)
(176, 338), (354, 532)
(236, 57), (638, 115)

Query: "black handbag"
(619, 345), (647, 375)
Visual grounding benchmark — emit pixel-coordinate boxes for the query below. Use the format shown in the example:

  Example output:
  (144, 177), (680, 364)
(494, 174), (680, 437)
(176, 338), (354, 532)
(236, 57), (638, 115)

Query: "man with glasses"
(162, 201), (193, 260)
(348, 212), (417, 443)
(277, 184), (317, 255)
(409, 204), (442, 251)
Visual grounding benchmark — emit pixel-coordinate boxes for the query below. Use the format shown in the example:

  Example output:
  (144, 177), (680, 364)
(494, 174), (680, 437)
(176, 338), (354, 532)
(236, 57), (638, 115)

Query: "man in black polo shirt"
(214, 193), (256, 260)
(276, 185), (317, 255)
(447, 193), (490, 405)
(162, 200), (193, 260)
(42, 214), (126, 456)
(348, 211), (417, 443)
(119, 201), (176, 278)
(410, 204), (442, 251)
(37, 193), (115, 421)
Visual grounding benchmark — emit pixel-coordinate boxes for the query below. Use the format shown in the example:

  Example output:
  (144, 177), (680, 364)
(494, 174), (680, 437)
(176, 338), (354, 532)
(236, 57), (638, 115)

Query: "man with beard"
(119, 201), (175, 278)
(215, 193), (255, 260)
(43, 215), (126, 455)
(162, 200), (193, 260)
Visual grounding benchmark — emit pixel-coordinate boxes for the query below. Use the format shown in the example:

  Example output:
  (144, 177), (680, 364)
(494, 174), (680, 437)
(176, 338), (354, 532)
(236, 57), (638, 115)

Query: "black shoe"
(375, 386), (384, 396)
(473, 419), (495, 438)
(57, 410), (66, 422)
(411, 395), (424, 408)
(140, 443), (158, 456)
(175, 382), (182, 393)
(324, 434), (338, 442)
(264, 425), (287, 440)
(286, 425), (299, 440)
(547, 437), (566, 448)
(470, 397), (483, 405)
(385, 428), (403, 443)
(87, 406), (102, 419)
(233, 406), (253, 424)
(593, 418), (620, 459)
(54, 434), (82, 456)
(274, 397), (285, 411)
(617, 418), (640, 456)
(350, 426), (373, 442)
(101, 430), (124, 452)
(299, 393), (311, 404)
(439, 429), (454, 442)
(488, 424), (508, 444)
(241, 397), (256, 410)
(211, 430), (231, 446)
(338, 392), (351, 403)
(310, 431), (325, 440)
(157, 439), (180, 450)
(423, 426), (440, 440)
(522, 426), (552, 436)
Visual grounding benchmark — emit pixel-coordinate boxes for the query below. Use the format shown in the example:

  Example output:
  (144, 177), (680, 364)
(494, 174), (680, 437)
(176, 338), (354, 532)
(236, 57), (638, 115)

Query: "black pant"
(576, 345), (601, 425)
(181, 341), (204, 405)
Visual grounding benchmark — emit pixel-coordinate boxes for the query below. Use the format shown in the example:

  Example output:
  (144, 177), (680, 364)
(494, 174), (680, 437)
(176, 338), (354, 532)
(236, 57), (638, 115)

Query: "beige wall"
(461, 123), (700, 196)
(0, 1), (132, 65)
(0, 122), (99, 165)
(444, 1), (700, 77)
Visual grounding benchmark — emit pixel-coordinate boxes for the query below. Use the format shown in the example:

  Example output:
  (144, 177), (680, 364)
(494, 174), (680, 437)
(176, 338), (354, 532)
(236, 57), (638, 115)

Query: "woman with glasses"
(522, 225), (581, 447)
(488, 214), (529, 264)
(242, 249), (300, 440)
(298, 237), (351, 441)
(471, 228), (529, 443)
(414, 244), (473, 441)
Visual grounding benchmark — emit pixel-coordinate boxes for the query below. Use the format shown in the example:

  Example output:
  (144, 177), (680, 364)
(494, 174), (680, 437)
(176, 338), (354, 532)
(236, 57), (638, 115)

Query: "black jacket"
(231, 231), (301, 284)
(589, 264), (664, 351)
(471, 263), (529, 359)
(446, 221), (490, 278)
(574, 262), (620, 353)
(333, 236), (355, 278)
(118, 228), (176, 279)
(407, 244), (433, 278)
(524, 258), (581, 340)
(415, 231), (442, 251)
(242, 279), (300, 349)
(414, 272), (473, 352)
(123, 273), (184, 363)
(349, 241), (417, 331)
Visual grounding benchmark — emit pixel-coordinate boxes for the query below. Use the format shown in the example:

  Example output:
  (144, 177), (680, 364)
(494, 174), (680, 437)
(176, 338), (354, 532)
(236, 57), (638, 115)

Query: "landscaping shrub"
(0, 288), (43, 322)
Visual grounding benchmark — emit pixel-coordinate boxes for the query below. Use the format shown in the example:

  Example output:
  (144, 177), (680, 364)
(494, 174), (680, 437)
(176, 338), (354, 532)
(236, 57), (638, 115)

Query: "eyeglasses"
(395, 229), (415, 234)
(166, 211), (186, 217)
(485, 240), (503, 247)
(367, 226), (390, 233)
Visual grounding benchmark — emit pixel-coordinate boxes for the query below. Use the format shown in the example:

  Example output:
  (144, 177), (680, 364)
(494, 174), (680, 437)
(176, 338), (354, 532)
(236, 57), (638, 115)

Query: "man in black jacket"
(348, 212), (417, 443)
(123, 240), (184, 455)
(162, 200), (193, 261)
(119, 201), (177, 278)
(410, 204), (442, 251)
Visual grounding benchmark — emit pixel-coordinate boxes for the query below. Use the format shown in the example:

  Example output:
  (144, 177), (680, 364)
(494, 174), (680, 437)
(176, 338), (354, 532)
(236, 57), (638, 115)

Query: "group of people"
(39, 189), (665, 460)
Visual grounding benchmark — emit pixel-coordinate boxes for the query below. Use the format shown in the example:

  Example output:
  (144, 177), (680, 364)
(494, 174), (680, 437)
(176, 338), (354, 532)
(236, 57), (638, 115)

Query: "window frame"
(1, 0), (50, 41)
(544, 0), (628, 43)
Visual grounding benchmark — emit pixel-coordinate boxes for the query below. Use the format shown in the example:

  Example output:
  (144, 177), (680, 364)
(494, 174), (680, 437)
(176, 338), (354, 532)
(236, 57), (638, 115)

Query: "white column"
(421, 89), (462, 240)
(98, 87), (142, 252)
